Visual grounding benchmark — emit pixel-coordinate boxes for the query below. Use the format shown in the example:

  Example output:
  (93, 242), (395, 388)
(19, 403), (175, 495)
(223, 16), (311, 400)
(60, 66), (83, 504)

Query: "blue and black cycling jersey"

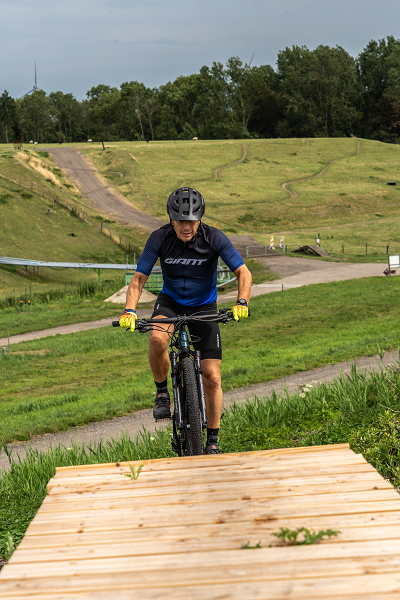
(136, 223), (244, 306)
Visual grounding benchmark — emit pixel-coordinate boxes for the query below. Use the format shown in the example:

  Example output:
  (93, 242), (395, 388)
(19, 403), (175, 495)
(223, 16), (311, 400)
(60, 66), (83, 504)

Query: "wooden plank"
(47, 469), (386, 495)
(49, 455), (370, 479)
(0, 560), (400, 600)
(1, 593), (399, 600)
(52, 444), (352, 475)
(37, 488), (399, 514)
(47, 456), (371, 490)
(50, 448), (361, 478)
(4, 540), (400, 578)
(24, 501), (400, 537)
(34, 491), (400, 520)
(12, 524), (400, 563)
(47, 463), (378, 493)
(16, 517), (400, 552)
(41, 479), (394, 511)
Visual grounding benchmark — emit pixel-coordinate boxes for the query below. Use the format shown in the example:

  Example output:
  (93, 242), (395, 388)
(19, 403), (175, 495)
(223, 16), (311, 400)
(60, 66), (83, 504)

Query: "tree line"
(1, 37), (400, 145)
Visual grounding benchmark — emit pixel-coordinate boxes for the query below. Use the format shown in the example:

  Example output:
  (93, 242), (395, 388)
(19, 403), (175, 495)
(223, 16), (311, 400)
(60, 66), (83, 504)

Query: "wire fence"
(0, 277), (125, 308)
(284, 244), (395, 255)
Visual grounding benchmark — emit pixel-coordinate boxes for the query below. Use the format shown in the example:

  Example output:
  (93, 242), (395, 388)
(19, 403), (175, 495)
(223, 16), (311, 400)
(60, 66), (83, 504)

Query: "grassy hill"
(79, 137), (400, 259)
(2, 136), (400, 297)
(0, 146), (148, 297)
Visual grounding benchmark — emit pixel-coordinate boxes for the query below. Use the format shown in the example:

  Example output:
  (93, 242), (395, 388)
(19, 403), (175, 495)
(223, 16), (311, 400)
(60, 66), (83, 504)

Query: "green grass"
(0, 147), (148, 297)
(0, 279), (125, 337)
(1, 275), (400, 443)
(79, 138), (400, 254)
(1, 364), (400, 563)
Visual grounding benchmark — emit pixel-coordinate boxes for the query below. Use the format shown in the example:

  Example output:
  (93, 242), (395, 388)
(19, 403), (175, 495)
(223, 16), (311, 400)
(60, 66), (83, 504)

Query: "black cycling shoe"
(204, 442), (221, 454)
(153, 392), (171, 420)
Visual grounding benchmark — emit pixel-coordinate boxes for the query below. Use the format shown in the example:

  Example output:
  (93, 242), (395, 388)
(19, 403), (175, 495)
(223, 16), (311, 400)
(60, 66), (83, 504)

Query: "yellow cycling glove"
(232, 302), (249, 321)
(119, 309), (137, 331)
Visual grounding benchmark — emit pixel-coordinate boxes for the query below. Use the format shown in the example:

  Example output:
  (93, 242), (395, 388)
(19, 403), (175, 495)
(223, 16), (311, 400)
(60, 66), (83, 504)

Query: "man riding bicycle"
(120, 187), (252, 454)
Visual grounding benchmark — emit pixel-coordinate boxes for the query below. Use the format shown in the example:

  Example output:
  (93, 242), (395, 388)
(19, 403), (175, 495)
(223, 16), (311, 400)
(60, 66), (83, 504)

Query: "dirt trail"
(0, 348), (396, 471)
(282, 139), (361, 199)
(47, 147), (165, 232)
(181, 144), (248, 187)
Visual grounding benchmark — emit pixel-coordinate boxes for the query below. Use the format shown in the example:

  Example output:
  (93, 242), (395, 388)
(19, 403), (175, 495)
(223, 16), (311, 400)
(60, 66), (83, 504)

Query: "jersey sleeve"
(217, 231), (244, 272)
(136, 231), (161, 276)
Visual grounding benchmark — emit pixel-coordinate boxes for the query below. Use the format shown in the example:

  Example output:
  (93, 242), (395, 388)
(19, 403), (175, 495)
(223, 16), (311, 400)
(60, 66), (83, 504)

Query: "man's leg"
(201, 359), (223, 427)
(149, 318), (173, 419)
(149, 318), (171, 382)
(202, 359), (223, 453)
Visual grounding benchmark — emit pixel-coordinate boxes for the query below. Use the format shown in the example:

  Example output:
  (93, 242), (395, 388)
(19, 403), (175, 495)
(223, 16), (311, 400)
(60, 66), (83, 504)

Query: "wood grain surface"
(1, 443), (400, 599)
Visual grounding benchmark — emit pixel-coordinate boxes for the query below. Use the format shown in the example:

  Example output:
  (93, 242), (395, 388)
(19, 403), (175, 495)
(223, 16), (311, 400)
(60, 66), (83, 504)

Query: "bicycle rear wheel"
(181, 356), (204, 456)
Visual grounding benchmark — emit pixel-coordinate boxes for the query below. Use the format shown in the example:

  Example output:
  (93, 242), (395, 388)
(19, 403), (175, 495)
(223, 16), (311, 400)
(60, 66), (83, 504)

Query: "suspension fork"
(194, 351), (207, 429)
(170, 351), (183, 430)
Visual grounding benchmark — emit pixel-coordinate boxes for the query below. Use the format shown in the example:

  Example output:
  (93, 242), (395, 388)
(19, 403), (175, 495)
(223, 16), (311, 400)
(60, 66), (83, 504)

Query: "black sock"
(207, 427), (219, 445)
(155, 379), (168, 394)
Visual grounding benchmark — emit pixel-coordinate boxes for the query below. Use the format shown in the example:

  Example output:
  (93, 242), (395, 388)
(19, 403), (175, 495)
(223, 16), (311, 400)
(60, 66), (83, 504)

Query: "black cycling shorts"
(151, 292), (222, 360)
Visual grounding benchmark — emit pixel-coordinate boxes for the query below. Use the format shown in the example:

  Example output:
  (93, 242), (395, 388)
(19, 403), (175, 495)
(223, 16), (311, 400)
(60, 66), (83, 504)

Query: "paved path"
(0, 349), (395, 471)
(219, 259), (386, 302)
(47, 147), (165, 232)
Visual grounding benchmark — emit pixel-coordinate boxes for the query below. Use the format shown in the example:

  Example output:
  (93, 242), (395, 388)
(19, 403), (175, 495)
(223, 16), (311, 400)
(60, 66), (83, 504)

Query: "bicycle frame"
(169, 324), (207, 432)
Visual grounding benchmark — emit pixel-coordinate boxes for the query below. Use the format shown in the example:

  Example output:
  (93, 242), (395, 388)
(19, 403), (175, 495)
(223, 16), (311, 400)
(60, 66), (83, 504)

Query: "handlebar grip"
(112, 321), (120, 327)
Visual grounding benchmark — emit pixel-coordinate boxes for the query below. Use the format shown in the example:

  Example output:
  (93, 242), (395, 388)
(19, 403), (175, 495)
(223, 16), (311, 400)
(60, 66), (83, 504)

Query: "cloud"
(2, 0), (400, 98)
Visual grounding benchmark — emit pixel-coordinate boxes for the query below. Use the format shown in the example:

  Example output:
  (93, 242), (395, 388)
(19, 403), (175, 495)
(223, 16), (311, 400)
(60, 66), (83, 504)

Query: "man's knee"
(203, 369), (221, 390)
(150, 330), (169, 352)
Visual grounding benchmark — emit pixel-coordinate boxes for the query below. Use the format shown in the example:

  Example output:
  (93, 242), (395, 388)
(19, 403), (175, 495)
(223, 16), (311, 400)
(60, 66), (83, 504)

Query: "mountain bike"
(112, 308), (240, 456)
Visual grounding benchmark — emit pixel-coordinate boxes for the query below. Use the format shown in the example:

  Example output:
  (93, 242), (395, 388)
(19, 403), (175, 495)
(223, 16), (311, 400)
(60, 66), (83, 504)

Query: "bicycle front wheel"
(181, 356), (204, 456)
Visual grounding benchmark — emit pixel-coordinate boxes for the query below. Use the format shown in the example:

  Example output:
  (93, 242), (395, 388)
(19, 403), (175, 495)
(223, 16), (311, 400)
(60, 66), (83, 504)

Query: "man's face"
(172, 220), (200, 242)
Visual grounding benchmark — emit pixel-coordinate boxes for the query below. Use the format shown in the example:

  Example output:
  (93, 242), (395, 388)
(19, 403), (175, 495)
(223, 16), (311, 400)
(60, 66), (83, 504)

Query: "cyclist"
(120, 187), (251, 454)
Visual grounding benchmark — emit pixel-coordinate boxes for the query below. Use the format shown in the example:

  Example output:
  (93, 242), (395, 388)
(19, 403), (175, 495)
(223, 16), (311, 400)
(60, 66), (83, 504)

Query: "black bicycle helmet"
(167, 187), (205, 221)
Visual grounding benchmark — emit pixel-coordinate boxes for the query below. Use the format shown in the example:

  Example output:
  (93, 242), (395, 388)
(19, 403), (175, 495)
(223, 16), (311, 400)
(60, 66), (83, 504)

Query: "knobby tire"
(181, 356), (203, 456)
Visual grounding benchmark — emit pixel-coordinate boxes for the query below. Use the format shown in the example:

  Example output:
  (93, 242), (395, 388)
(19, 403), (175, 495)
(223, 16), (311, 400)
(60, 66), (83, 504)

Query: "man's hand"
(232, 304), (249, 321)
(119, 309), (137, 331)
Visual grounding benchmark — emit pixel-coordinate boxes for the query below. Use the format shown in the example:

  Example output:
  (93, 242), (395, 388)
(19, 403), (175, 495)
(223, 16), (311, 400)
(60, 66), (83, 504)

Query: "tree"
(143, 90), (159, 141)
(120, 81), (149, 140)
(49, 92), (81, 143)
(17, 91), (55, 143)
(277, 45), (361, 137)
(0, 91), (17, 143)
(87, 85), (121, 142)
(357, 37), (400, 137)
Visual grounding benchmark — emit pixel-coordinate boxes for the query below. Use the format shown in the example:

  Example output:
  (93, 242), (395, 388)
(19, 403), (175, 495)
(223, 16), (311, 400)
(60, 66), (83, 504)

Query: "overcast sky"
(1, 0), (400, 99)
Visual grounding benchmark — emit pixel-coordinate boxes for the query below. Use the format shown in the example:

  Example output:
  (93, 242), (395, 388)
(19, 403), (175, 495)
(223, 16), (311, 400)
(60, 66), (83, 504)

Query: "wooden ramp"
(1, 443), (400, 599)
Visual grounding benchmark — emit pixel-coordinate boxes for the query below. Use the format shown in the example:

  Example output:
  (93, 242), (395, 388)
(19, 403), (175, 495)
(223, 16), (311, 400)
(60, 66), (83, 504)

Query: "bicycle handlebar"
(111, 308), (250, 329)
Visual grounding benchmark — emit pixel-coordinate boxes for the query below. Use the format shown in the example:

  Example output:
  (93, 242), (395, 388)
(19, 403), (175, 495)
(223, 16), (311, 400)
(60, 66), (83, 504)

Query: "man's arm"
(125, 272), (149, 311)
(234, 264), (252, 304)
